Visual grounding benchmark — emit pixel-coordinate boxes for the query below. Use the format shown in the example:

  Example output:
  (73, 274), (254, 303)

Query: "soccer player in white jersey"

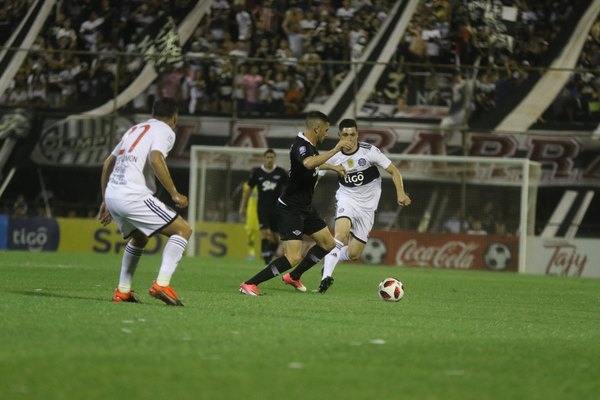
(98, 98), (192, 306)
(314, 118), (411, 293)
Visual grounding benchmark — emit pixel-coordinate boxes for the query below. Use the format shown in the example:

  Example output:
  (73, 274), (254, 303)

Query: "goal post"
(188, 145), (540, 273)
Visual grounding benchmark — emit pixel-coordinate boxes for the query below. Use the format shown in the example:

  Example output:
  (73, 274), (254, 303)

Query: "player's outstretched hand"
(336, 138), (354, 152)
(172, 192), (189, 208)
(98, 202), (112, 226)
(331, 164), (347, 177)
(398, 192), (411, 207)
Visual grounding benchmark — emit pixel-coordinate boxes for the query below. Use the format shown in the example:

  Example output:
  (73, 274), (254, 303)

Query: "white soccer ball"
(378, 277), (404, 302)
(362, 237), (387, 264)
(484, 243), (512, 271)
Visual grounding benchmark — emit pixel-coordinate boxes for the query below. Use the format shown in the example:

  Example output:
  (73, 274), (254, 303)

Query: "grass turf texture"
(1, 251), (599, 400)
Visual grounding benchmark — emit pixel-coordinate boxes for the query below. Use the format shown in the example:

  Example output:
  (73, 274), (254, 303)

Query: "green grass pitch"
(1, 251), (599, 400)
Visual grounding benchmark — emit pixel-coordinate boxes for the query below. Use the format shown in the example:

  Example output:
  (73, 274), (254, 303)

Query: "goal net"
(188, 145), (541, 272)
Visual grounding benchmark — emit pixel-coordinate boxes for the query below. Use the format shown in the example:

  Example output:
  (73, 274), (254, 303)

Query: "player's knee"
(130, 236), (148, 248)
(181, 224), (192, 240)
(174, 220), (192, 240)
(286, 253), (302, 266)
(322, 237), (336, 251)
(348, 251), (361, 261)
(334, 234), (349, 245)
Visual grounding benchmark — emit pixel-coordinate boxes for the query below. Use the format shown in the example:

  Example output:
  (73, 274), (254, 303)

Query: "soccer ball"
(362, 237), (387, 264)
(378, 278), (404, 302)
(484, 243), (512, 271)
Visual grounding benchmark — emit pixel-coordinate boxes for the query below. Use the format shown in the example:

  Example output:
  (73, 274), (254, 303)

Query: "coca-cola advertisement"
(364, 231), (519, 272)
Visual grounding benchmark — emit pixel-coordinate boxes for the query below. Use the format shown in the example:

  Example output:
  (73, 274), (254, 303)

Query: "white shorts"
(105, 196), (178, 238)
(335, 197), (374, 243)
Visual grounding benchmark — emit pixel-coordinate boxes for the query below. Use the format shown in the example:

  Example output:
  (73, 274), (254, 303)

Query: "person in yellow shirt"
(241, 184), (259, 260)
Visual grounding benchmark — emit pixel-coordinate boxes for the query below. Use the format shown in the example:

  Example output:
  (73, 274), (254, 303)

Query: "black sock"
(246, 257), (292, 285)
(290, 245), (330, 280)
(261, 238), (273, 264)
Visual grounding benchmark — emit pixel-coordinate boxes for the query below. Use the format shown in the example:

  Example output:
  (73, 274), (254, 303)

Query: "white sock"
(339, 246), (350, 261)
(322, 239), (344, 278)
(157, 235), (187, 286)
(118, 243), (143, 293)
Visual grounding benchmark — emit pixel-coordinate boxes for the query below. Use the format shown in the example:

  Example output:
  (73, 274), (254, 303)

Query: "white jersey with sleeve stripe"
(105, 118), (175, 201)
(327, 142), (392, 211)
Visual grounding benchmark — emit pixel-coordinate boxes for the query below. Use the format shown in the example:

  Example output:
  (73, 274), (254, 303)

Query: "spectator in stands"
(186, 68), (207, 114)
(442, 209), (468, 233)
(217, 61), (234, 113)
(79, 10), (104, 51)
(73, 62), (92, 107)
(466, 218), (487, 235)
(91, 59), (116, 105)
(284, 75), (305, 114)
(268, 70), (288, 115)
(337, 0), (356, 20)
(158, 63), (185, 104)
(234, 4), (252, 42)
(254, 38), (273, 58)
(252, 0), (282, 39)
(12, 195), (28, 217)
(242, 64), (264, 115)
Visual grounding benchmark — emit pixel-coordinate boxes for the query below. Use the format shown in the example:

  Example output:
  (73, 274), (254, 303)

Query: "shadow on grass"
(9, 290), (152, 305)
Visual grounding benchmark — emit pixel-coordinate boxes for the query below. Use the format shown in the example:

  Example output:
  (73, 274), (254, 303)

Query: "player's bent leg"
(149, 216), (191, 306)
(161, 216), (192, 240)
(114, 231), (148, 302)
(347, 238), (366, 261)
(311, 227), (336, 252)
(286, 228), (333, 288)
(279, 240), (307, 292)
(241, 241), (298, 294)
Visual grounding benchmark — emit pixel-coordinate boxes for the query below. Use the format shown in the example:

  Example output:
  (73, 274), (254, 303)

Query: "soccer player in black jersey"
(239, 111), (352, 296)
(239, 149), (288, 264)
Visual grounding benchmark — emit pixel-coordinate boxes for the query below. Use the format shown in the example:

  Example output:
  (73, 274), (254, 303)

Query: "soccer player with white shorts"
(315, 118), (411, 293)
(98, 98), (192, 306)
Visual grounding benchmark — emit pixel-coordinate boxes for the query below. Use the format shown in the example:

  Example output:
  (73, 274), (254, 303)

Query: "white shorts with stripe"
(105, 195), (177, 238)
(334, 196), (375, 243)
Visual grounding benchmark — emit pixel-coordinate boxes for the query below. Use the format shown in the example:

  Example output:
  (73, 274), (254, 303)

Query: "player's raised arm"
(149, 150), (188, 208)
(385, 163), (411, 206)
(320, 163), (347, 177)
(302, 138), (352, 169)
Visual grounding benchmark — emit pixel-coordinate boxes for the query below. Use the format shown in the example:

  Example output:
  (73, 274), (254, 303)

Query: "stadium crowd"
(364, 0), (585, 121)
(0, 0), (397, 116)
(0, 0), (594, 124)
(541, 14), (600, 125)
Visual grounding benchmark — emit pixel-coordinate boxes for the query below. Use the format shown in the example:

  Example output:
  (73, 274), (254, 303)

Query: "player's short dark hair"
(305, 111), (330, 127)
(264, 148), (276, 156)
(152, 98), (179, 118)
(338, 118), (357, 131)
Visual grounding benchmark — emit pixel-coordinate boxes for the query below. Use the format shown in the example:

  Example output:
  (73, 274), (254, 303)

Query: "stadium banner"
(56, 218), (164, 254)
(27, 115), (600, 187)
(525, 237), (600, 278)
(367, 230), (519, 272)
(7, 217), (59, 251)
(53, 218), (260, 258)
(0, 214), (8, 249)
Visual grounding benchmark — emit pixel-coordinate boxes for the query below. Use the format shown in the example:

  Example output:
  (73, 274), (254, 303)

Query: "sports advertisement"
(525, 237), (598, 278)
(364, 230), (519, 272)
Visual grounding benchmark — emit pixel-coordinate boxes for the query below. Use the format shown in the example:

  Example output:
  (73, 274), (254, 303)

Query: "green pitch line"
(0, 251), (598, 400)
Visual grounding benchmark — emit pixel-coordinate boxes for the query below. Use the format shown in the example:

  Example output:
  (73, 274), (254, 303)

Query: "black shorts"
(277, 202), (327, 241)
(257, 206), (278, 232)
